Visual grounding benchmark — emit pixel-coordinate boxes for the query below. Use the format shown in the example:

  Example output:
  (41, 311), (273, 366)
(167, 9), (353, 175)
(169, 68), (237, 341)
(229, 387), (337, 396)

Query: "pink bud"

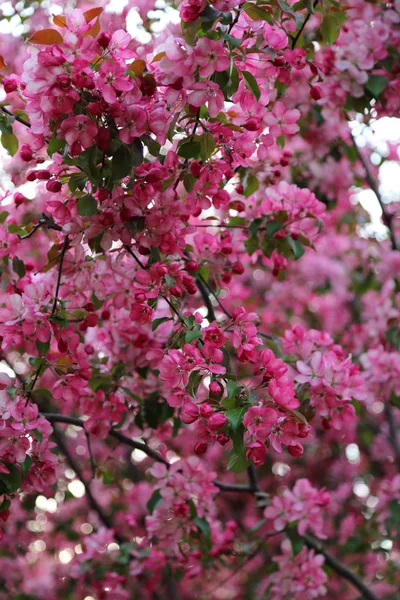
(310, 85), (322, 101)
(180, 402), (200, 424)
(287, 443), (303, 458)
(216, 432), (230, 446)
(3, 76), (18, 93)
(98, 32), (111, 48)
(200, 403), (213, 418)
(209, 381), (222, 397)
(46, 180), (62, 193)
(20, 144), (33, 162)
(185, 260), (199, 274)
(194, 441), (208, 455)
(208, 413), (227, 430)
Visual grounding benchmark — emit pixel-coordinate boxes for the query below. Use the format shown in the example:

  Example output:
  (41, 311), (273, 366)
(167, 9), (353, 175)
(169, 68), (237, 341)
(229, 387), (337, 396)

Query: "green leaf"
(365, 75), (389, 99)
(226, 447), (251, 473)
(183, 173), (197, 192)
(68, 173), (88, 193)
(77, 194), (98, 217)
(265, 220), (285, 237)
(386, 327), (400, 350)
(199, 133), (216, 160)
(226, 407), (247, 432)
(147, 490), (163, 514)
(152, 317), (173, 331)
(245, 236), (259, 255)
(1, 132), (18, 156)
(21, 455), (33, 476)
(288, 236), (305, 260)
(36, 339), (50, 356)
(111, 141), (143, 181)
(243, 172), (259, 197)
(78, 146), (102, 185)
(187, 370), (203, 397)
(244, 4), (273, 24)
(178, 140), (201, 159)
(390, 391), (400, 409)
(12, 256), (26, 279)
(0, 462), (22, 493)
(47, 137), (66, 157)
(194, 516), (211, 539)
(241, 70), (261, 101)
(185, 330), (203, 343)
(320, 12), (346, 45)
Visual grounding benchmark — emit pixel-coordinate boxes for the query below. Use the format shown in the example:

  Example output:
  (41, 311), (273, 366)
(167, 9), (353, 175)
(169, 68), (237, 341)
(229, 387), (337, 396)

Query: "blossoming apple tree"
(0, 0), (399, 598)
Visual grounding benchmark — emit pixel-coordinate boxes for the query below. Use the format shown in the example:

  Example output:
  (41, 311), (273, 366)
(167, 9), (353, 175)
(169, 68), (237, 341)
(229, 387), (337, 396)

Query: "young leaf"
(77, 194), (98, 217)
(152, 317), (173, 331)
(12, 256), (26, 279)
(29, 29), (64, 45)
(241, 70), (261, 101)
(1, 132), (18, 156)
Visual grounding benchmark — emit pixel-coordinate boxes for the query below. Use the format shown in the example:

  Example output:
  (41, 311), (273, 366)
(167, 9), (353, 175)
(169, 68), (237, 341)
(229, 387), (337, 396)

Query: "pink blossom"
(264, 101), (301, 137)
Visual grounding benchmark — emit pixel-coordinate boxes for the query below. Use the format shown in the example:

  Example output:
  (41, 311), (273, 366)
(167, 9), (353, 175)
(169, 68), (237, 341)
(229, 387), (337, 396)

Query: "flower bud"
(20, 144), (33, 162)
(310, 85), (322, 101)
(185, 260), (199, 274)
(194, 441), (208, 455)
(3, 76), (18, 93)
(180, 402), (200, 424)
(209, 381), (222, 396)
(287, 443), (303, 458)
(200, 403), (213, 419)
(232, 261), (244, 275)
(46, 180), (62, 193)
(98, 32), (111, 49)
(208, 413), (227, 430)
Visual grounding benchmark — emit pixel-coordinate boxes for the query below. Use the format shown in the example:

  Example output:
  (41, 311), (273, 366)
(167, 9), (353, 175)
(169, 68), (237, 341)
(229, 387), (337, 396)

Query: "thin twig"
(208, 530), (284, 595)
(0, 106), (31, 128)
(384, 404), (400, 471)
(51, 424), (123, 543)
(350, 132), (397, 251)
(291, 0), (319, 50)
(197, 274), (233, 320)
(303, 534), (379, 600)
(51, 235), (69, 316)
(196, 276), (217, 322)
(84, 429), (97, 479)
(124, 245), (183, 322)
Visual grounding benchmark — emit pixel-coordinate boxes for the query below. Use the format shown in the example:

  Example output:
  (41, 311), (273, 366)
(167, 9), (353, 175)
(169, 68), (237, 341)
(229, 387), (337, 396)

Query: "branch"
(195, 276), (217, 322)
(42, 413), (170, 466)
(42, 413), (273, 496)
(0, 106), (31, 128)
(51, 423), (124, 544)
(51, 235), (69, 316)
(124, 245), (183, 322)
(291, 0), (319, 50)
(384, 403), (400, 471)
(303, 534), (379, 600)
(350, 132), (397, 251)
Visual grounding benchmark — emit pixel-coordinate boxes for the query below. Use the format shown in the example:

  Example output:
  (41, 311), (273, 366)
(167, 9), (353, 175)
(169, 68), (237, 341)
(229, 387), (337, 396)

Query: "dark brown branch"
(384, 403), (400, 472)
(51, 424), (123, 543)
(303, 534), (379, 600)
(291, 1), (319, 49)
(350, 133), (397, 251)
(51, 235), (69, 316)
(196, 276), (217, 322)
(0, 106), (31, 128)
(124, 245), (183, 322)
(41, 413), (269, 494)
(42, 413), (170, 466)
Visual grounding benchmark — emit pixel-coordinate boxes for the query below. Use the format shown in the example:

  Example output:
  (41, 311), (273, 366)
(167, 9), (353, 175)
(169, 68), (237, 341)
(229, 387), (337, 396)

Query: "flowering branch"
(302, 534), (379, 600)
